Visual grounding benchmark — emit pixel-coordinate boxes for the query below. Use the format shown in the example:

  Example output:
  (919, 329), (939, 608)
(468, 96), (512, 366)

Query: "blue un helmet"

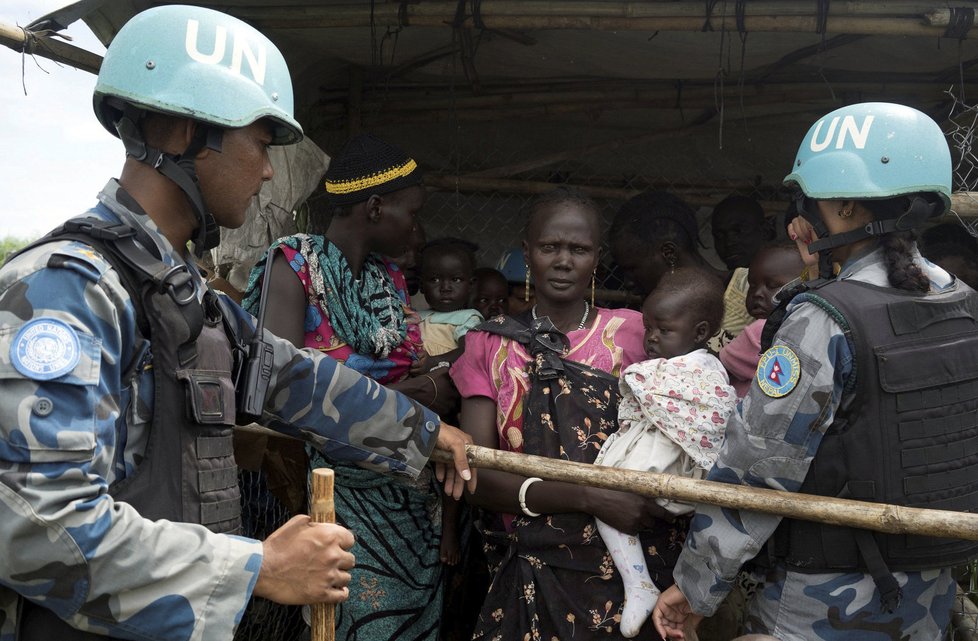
(783, 102), (952, 278)
(93, 5), (303, 253)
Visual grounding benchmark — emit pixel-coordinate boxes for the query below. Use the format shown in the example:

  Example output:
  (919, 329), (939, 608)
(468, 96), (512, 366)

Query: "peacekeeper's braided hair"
(861, 196), (932, 293)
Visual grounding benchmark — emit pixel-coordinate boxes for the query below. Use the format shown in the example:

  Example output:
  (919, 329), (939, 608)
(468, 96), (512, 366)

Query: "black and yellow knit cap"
(324, 133), (423, 206)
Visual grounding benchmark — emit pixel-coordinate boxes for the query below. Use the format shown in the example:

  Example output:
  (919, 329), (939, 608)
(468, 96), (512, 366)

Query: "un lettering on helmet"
(93, 4), (302, 145)
(185, 19), (267, 87)
(809, 115), (875, 152)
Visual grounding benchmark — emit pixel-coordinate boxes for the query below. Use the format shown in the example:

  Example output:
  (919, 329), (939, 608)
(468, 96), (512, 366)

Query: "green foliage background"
(1, 236), (33, 264)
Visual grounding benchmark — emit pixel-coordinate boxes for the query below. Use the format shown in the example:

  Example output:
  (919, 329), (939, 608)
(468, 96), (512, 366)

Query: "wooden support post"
(310, 468), (336, 641)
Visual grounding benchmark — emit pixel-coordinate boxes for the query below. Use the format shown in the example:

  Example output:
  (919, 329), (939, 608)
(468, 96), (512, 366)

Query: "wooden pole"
(428, 445), (978, 541)
(310, 468), (336, 641)
(951, 193), (978, 217)
(227, 2), (978, 37)
(0, 20), (102, 75)
(424, 174), (787, 211)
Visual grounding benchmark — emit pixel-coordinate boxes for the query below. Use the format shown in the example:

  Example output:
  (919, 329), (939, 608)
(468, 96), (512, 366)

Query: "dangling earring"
(667, 254), (677, 274)
(591, 271), (596, 307)
(838, 206), (853, 218)
(525, 268), (531, 302)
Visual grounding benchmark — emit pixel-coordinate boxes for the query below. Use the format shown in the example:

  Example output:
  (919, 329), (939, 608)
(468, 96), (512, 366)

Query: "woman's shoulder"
(596, 306), (642, 323)
(595, 306), (644, 336)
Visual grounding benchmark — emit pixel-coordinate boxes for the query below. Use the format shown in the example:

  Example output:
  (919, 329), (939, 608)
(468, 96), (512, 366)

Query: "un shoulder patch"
(11, 318), (81, 380)
(756, 345), (800, 398)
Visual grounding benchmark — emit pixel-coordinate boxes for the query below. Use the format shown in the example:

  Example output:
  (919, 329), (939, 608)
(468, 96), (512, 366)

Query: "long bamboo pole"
(310, 468), (336, 641)
(428, 445), (978, 541)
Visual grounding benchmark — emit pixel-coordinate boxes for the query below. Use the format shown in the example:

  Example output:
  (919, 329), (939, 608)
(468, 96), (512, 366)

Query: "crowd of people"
(3, 5), (978, 641)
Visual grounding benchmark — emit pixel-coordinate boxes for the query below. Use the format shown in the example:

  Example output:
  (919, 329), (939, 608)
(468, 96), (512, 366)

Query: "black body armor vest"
(15, 217), (247, 640)
(764, 277), (978, 608)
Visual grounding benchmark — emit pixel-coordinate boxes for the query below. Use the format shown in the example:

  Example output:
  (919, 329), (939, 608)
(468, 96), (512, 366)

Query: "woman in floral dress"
(451, 188), (688, 640)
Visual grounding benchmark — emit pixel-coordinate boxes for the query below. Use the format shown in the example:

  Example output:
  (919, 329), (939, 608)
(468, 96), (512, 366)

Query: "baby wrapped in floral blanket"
(594, 268), (737, 637)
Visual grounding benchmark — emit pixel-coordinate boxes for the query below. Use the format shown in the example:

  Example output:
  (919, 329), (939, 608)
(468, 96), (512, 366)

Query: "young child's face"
(474, 276), (509, 319)
(641, 290), (705, 359)
(746, 248), (802, 319)
(422, 252), (474, 313)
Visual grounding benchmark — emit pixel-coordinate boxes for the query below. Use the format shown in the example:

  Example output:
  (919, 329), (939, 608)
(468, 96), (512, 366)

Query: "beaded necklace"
(531, 300), (590, 331)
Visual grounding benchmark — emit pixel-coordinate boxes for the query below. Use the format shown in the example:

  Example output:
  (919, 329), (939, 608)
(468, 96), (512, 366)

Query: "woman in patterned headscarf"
(243, 133), (453, 641)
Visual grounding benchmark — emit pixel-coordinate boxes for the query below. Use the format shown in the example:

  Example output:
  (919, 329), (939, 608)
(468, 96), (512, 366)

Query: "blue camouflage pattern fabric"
(0, 180), (441, 641)
(673, 246), (958, 640)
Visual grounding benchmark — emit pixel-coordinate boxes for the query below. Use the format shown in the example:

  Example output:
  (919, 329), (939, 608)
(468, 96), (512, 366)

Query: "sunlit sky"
(1, 1), (121, 240)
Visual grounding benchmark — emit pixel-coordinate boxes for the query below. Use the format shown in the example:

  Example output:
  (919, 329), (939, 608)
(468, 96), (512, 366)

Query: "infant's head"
(473, 267), (509, 319)
(746, 241), (804, 319)
(642, 267), (724, 359)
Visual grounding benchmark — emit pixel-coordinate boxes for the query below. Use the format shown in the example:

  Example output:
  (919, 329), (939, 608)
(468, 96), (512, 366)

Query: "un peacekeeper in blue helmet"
(653, 103), (972, 640)
(0, 5), (474, 640)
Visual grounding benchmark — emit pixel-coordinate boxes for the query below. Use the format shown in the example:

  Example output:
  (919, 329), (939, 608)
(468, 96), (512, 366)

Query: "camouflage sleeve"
(0, 245), (261, 641)
(673, 299), (854, 615)
(220, 299), (440, 477)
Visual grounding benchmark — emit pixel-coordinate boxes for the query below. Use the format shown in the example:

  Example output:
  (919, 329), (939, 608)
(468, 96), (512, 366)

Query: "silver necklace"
(532, 300), (590, 331)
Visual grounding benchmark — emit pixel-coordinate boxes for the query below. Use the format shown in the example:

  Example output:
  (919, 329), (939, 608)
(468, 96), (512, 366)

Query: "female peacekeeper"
(652, 102), (978, 640)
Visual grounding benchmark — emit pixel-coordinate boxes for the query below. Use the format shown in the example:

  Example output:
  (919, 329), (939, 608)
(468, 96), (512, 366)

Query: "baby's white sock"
(595, 519), (661, 638)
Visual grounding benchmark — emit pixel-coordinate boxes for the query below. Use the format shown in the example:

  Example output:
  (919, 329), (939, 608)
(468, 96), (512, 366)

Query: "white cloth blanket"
(595, 349), (737, 514)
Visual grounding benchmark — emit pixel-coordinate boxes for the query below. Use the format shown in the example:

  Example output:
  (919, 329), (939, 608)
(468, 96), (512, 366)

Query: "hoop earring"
(525, 268), (531, 302)
(591, 271), (596, 307)
(838, 206), (853, 218)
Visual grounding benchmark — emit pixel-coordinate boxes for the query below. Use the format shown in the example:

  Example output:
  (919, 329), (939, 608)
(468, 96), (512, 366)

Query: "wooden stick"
(310, 468), (336, 641)
(0, 20), (102, 75)
(428, 445), (978, 541)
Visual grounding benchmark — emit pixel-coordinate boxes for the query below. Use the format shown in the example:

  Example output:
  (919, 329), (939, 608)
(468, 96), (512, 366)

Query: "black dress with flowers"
(471, 316), (689, 641)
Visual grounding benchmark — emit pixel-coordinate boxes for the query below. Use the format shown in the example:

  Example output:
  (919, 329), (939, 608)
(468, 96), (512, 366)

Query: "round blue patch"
(11, 318), (81, 380)
(756, 345), (801, 398)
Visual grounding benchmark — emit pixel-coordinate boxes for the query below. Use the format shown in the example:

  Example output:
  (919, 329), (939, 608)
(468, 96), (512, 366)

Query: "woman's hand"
(787, 216), (819, 269)
(652, 585), (702, 640)
(584, 487), (673, 534)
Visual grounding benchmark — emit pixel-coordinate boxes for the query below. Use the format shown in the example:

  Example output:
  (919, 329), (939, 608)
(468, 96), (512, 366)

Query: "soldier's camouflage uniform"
(673, 247), (958, 640)
(0, 180), (441, 640)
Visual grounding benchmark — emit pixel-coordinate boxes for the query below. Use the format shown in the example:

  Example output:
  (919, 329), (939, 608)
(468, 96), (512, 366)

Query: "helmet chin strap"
(112, 102), (224, 256)
(794, 194), (939, 280)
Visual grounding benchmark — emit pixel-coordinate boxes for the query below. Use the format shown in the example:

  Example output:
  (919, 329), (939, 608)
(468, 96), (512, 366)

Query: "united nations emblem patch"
(11, 318), (81, 380)
(756, 345), (800, 398)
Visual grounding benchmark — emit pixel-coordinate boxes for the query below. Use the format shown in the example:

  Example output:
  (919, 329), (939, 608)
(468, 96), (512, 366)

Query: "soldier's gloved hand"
(254, 515), (356, 605)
